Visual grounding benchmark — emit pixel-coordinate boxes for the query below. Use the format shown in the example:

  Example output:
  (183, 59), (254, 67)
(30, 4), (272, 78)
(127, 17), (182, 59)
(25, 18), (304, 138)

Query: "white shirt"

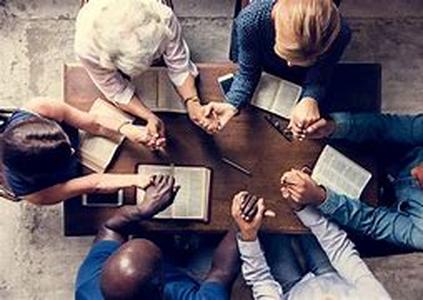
(74, 0), (198, 105)
(237, 206), (391, 300)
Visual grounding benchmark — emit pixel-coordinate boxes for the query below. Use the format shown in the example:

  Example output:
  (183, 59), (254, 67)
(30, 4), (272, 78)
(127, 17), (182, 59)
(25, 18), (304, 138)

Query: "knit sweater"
(226, 0), (352, 109)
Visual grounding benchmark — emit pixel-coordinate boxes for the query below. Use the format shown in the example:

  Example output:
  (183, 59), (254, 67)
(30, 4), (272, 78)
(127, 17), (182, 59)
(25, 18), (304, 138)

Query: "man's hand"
(203, 102), (238, 133)
(412, 164), (423, 189)
(119, 124), (150, 145)
(138, 175), (179, 219)
(231, 191), (275, 241)
(304, 118), (336, 139)
(289, 97), (320, 140)
(280, 169), (326, 210)
(186, 101), (220, 134)
(146, 115), (166, 150)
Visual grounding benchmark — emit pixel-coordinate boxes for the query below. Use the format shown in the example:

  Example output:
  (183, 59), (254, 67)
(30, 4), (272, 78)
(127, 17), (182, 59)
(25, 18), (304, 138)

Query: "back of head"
(274, 0), (341, 66)
(101, 239), (163, 300)
(0, 116), (73, 177)
(78, 0), (172, 76)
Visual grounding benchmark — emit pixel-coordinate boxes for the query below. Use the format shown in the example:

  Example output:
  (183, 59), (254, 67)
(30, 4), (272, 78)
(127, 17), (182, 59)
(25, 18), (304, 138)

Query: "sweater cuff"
(318, 188), (342, 215)
(237, 234), (263, 256)
(295, 206), (322, 226)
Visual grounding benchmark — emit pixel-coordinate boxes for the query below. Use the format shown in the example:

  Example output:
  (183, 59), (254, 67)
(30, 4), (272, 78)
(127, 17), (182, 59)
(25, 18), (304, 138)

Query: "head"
(0, 115), (73, 178)
(274, 0), (341, 67)
(101, 239), (164, 300)
(78, 0), (172, 76)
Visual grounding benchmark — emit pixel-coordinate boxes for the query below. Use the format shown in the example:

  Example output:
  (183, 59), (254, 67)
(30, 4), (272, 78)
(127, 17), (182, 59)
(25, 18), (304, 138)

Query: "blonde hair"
(79, 0), (172, 76)
(274, 0), (341, 66)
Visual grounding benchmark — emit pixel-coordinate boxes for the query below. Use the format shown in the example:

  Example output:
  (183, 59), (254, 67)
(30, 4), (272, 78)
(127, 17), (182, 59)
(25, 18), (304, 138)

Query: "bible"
(312, 145), (372, 199)
(79, 98), (134, 173)
(136, 164), (211, 221)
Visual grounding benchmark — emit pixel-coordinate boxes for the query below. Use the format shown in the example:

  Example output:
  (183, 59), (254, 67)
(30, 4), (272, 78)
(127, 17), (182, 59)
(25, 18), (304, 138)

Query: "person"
(204, 0), (351, 137)
(74, 0), (219, 145)
(280, 112), (423, 250)
(0, 98), (158, 205)
(231, 191), (391, 299)
(75, 174), (240, 300)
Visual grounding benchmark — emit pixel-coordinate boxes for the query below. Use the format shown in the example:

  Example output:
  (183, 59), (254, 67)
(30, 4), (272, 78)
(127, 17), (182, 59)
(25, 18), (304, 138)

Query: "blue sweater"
(227, 0), (352, 109)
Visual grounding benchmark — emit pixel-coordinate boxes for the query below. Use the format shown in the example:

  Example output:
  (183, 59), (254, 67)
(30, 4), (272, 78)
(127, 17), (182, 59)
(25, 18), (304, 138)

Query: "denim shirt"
(227, 0), (352, 109)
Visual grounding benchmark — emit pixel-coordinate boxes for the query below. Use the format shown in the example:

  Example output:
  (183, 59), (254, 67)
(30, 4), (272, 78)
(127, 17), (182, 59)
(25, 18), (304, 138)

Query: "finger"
(287, 187), (302, 200)
(203, 104), (214, 118)
(306, 118), (326, 134)
(242, 195), (259, 218)
(252, 198), (265, 225)
(244, 205), (258, 222)
(264, 210), (276, 218)
(240, 194), (253, 210)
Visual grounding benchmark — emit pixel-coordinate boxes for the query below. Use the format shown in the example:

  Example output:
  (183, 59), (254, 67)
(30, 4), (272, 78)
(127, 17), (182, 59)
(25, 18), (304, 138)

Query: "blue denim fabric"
(319, 113), (423, 249)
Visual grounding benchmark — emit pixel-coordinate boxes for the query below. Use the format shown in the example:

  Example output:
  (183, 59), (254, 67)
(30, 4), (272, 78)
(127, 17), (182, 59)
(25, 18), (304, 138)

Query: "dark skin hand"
(95, 174), (179, 243)
(240, 193), (276, 222)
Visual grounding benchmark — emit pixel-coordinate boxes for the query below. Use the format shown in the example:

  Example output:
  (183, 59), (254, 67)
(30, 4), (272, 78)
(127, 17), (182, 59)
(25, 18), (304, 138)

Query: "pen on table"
(222, 157), (252, 177)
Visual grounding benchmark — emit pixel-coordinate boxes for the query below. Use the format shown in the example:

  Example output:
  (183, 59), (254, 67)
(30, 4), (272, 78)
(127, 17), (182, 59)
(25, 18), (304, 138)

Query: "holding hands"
(231, 191), (275, 241)
(280, 169), (326, 211)
(288, 97), (321, 140)
(119, 116), (166, 150)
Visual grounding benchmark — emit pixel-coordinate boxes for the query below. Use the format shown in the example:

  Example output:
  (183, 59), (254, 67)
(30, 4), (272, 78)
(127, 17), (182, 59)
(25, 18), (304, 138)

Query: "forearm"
(318, 188), (423, 249)
(116, 94), (156, 121)
(175, 74), (198, 102)
(330, 113), (423, 146)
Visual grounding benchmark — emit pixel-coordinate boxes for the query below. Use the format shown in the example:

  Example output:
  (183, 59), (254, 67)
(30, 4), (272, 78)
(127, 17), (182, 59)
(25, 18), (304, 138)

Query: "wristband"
(183, 95), (200, 107)
(117, 121), (131, 134)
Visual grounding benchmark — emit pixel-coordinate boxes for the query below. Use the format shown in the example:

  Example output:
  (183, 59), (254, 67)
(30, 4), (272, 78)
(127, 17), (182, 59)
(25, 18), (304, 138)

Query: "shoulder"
(336, 17), (352, 47)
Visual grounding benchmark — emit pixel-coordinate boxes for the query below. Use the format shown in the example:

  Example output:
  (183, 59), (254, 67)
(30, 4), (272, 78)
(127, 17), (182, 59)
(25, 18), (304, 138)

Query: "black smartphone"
(217, 73), (234, 98)
(82, 189), (124, 207)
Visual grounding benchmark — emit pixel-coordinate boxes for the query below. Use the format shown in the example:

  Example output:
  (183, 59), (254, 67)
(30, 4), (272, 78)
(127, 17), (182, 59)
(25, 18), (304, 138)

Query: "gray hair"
(82, 0), (172, 76)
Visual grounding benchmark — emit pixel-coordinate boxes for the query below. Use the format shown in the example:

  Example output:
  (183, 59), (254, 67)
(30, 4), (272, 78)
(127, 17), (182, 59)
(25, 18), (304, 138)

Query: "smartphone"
(82, 189), (124, 207)
(217, 73), (234, 98)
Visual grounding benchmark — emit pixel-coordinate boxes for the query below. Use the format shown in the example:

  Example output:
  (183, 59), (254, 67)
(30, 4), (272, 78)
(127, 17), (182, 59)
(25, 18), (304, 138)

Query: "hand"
(289, 97), (320, 141)
(412, 164), (423, 189)
(303, 118), (336, 139)
(203, 102), (238, 133)
(280, 169), (326, 210)
(186, 101), (220, 134)
(138, 174), (179, 218)
(146, 116), (166, 150)
(120, 124), (150, 145)
(231, 191), (275, 241)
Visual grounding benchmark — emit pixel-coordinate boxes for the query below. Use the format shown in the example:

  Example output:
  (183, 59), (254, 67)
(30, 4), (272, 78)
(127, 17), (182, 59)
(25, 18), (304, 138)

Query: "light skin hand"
(203, 102), (238, 133)
(280, 169), (326, 210)
(288, 97), (320, 141)
(186, 101), (220, 134)
(304, 118), (336, 140)
(411, 164), (423, 189)
(145, 116), (166, 150)
(231, 191), (274, 241)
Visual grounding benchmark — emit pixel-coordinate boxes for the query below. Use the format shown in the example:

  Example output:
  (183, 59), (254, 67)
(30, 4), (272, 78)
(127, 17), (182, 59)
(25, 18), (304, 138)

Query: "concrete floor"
(0, 1), (422, 299)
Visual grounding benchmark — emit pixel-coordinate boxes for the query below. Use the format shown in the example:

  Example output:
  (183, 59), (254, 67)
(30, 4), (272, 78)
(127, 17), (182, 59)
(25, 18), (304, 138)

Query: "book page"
(132, 70), (158, 110)
(272, 78), (302, 119)
(157, 70), (186, 113)
(312, 145), (372, 199)
(251, 73), (280, 111)
(136, 165), (210, 220)
(79, 98), (134, 173)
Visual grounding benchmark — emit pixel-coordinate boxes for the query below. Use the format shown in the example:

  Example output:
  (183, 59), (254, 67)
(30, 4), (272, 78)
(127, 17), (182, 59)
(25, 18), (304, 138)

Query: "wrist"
(183, 95), (200, 107)
(240, 230), (258, 242)
(316, 185), (327, 205)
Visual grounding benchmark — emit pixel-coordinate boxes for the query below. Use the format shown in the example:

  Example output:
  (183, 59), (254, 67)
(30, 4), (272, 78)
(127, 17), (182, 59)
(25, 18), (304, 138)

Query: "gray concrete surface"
(0, 0), (423, 299)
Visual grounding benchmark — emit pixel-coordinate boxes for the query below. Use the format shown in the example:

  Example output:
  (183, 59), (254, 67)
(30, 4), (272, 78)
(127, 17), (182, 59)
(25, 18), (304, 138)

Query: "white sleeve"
(296, 206), (391, 300)
(162, 12), (198, 87)
(237, 235), (283, 300)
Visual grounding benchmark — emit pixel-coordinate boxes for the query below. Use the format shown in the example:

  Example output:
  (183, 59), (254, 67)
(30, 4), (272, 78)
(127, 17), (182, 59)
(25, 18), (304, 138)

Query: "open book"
(79, 98), (134, 173)
(252, 73), (302, 119)
(312, 145), (372, 199)
(136, 164), (211, 221)
(132, 69), (186, 113)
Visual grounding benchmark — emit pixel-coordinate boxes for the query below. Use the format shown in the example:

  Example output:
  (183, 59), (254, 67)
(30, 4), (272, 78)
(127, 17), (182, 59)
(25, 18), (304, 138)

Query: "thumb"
(306, 118), (326, 134)
(203, 103), (214, 118)
(264, 210), (276, 218)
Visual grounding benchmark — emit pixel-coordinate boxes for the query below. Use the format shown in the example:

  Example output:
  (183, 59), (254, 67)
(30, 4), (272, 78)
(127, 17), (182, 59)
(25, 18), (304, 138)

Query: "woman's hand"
(203, 102), (238, 133)
(146, 115), (166, 150)
(186, 101), (220, 134)
(119, 124), (149, 144)
(289, 97), (321, 140)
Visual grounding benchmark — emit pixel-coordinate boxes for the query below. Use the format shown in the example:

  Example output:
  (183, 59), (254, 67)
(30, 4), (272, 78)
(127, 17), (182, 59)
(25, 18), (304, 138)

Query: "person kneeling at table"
(231, 191), (390, 299)
(282, 112), (423, 250)
(75, 174), (240, 300)
(0, 99), (159, 205)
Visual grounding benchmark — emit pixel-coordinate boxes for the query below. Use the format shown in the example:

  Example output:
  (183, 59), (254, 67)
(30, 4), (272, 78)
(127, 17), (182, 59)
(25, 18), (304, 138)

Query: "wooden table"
(63, 63), (381, 236)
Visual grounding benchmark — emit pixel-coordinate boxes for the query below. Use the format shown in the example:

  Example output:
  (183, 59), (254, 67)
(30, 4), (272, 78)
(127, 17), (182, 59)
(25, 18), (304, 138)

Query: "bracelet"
(117, 121), (131, 134)
(183, 95), (200, 107)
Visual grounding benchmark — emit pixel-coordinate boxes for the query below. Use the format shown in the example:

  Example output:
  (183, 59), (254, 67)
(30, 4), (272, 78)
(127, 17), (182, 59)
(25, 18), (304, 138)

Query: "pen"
(222, 157), (252, 177)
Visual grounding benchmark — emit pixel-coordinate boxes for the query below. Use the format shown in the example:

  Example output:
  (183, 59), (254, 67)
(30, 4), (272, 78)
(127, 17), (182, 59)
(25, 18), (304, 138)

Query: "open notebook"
(79, 98), (134, 173)
(132, 69), (186, 113)
(251, 73), (302, 119)
(136, 165), (211, 221)
(312, 145), (372, 199)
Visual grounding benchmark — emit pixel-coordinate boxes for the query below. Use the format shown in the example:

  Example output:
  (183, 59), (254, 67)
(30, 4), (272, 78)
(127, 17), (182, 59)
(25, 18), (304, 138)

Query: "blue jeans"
(318, 113), (423, 249)
(262, 234), (335, 292)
